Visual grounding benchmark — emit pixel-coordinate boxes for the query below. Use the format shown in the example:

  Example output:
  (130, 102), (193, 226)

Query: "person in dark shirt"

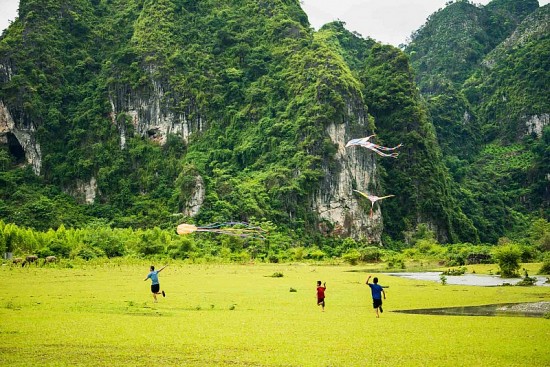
(366, 275), (386, 318)
(316, 280), (326, 311)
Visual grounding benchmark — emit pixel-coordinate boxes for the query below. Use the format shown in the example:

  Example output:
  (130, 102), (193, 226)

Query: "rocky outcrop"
(182, 174), (205, 217)
(525, 114), (549, 137)
(312, 106), (382, 244)
(109, 66), (204, 148)
(0, 101), (41, 174)
(74, 177), (97, 204)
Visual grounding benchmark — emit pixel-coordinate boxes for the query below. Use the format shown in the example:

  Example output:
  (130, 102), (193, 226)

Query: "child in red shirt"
(317, 281), (326, 311)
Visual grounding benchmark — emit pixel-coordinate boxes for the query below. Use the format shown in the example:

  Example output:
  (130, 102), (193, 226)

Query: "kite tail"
(372, 149), (399, 158)
(373, 144), (403, 151)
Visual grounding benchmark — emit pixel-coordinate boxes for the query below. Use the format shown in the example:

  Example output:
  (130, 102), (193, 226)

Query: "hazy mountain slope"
(407, 0), (538, 93)
(405, 0), (549, 242)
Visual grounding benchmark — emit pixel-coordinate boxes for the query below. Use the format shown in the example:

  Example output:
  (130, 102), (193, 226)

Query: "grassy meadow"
(1, 261), (549, 367)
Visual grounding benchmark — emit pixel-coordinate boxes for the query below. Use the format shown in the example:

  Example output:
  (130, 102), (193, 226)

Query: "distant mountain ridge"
(405, 0), (549, 242)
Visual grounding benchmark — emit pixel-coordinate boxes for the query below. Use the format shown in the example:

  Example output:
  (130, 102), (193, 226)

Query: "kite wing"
(345, 135), (375, 148)
(376, 194), (395, 201)
(353, 189), (373, 202)
(353, 190), (395, 218)
(177, 223), (198, 235)
(345, 138), (363, 147)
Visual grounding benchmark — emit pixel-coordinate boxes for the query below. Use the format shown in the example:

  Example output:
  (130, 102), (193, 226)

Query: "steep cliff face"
(108, 77), (204, 148)
(0, 61), (40, 173)
(73, 177), (97, 204)
(525, 114), (549, 138)
(312, 114), (380, 242)
(0, 101), (41, 174)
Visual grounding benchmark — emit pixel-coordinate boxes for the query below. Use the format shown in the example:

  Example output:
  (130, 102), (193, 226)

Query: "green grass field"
(1, 262), (549, 366)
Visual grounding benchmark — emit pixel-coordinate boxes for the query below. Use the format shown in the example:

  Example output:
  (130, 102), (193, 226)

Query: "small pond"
(393, 302), (550, 318)
(386, 272), (550, 317)
(387, 272), (550, 287)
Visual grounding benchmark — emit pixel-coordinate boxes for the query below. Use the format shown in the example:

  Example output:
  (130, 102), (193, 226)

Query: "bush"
(71, 245), (103, 260)
(168, 238), (195, 259)
(386, 255), (405, 270)
(465, 252), (492, 265)
(231, 251), (251, 263)
(493, 244), (522, 277)
(342, 249), (361, 265)
(49, 238), (71, 257)
(414, 239), (437, 254)
(360, 246), (381, 262)
(37, 247), (55, 258)
(446, 252), (466, 266)
(137, 238), (165, 256)
(538, 255), (550, 275)
(306, 248), (326, 261)
(267, 252), (280, 263)
(515, 269), (537, 286)
(519, 245), (539, 263)
(290, 247), (304, 261)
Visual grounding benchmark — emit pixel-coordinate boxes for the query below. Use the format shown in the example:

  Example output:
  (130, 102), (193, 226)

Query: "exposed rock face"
(0, 101), (42, 174)
(109, 67), (204, 148)
(312, 108), (382, 244)
(182, 174), (205, 217)
(74, 177), (98, 204)
(525, 114), (549, 137)
(463, 110), (471, 125)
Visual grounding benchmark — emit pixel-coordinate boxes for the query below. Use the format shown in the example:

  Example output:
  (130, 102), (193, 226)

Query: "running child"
(144, 265), (168, 303)
(316, 280), (326, 311)
(366, 275), (386, 317)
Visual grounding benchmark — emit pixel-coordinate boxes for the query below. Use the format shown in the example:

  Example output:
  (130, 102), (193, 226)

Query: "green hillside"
(405, 0), (549, 243)
(0, 0), (471, 248)
(0, 0), (547, 252)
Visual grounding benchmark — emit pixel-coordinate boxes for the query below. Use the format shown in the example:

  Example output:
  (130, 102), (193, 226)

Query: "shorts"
(151, 284), (160, 293)
(317, 297), (325, 305)
(373, 298), (383, 309)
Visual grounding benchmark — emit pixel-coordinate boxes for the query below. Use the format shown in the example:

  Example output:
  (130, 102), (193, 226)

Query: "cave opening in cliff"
(7, 132), (25, 164)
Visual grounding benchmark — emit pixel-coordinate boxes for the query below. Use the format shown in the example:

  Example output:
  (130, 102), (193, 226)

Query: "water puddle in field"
(388, 272), (550, 287)
(386, 272), (550, 317)
(393, 302), (550, 318)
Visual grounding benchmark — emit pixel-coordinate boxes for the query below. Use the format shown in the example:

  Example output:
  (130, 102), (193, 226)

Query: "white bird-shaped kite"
(353, 189), (395, 217)
(345, 135), (402, 158)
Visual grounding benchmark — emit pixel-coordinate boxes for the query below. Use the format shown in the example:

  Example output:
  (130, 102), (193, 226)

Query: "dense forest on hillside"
(406, 0), (549, 244)
(0, 0), (549, 261)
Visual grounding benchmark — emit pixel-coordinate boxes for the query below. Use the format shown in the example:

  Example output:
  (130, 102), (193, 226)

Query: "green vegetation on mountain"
(405, 0), (549, 243)
(0, 0), (548, 260)
(464, 6), (550, 141)
(322, 23), (477, 243)
(407, 0), (539, 93)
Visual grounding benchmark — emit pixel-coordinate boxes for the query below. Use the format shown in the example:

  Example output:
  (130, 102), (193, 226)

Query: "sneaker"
(379, 305), (383, 313)
(162, 290), (166, 297)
